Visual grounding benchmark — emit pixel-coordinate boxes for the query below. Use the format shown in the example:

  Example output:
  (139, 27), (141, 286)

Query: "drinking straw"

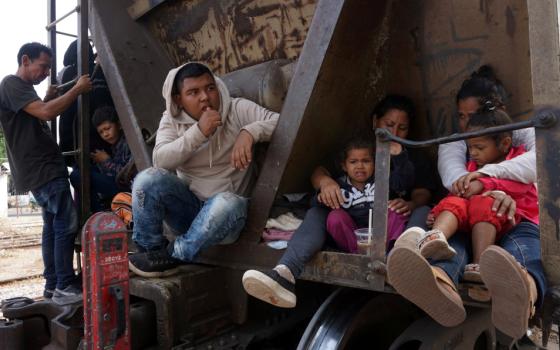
(368, 208), (372, 244)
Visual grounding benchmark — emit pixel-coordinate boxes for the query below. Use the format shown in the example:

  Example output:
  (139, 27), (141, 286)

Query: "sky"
(0, 1), (78, 97)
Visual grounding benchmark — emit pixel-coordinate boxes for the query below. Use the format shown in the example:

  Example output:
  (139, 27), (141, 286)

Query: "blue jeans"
(132, 168), (248, 262)
(432, 221), (547, 306)
(31, 177), (78, 290)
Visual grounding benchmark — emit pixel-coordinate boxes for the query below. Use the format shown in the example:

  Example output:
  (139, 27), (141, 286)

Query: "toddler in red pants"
(419, 109), (538, 281)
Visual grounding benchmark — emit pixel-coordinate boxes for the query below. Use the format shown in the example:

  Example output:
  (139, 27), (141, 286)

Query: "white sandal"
(418, 229), (457, 260)
(463, 263), (482, 283)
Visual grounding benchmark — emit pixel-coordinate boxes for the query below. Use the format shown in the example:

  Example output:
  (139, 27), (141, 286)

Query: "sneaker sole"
(387, 246), (466, 327)
(479, 246), (530, 339)
(128, 261), (179, 278)
(242, 270), (296, 308)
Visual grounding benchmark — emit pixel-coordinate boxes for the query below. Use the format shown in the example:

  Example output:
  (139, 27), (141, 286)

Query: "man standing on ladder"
(0, 42), (92, 304)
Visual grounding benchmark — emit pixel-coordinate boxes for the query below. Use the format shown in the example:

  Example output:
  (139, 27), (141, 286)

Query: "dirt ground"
(0, 214), (45, 302)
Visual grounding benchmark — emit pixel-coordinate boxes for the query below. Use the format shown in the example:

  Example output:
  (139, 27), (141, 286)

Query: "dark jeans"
(31, 177), (78, 290)
(406, 205), (431, 230)
(432, 221), (547, 307)
(70, 166), (120, 212)
(278, 206), (329, 278)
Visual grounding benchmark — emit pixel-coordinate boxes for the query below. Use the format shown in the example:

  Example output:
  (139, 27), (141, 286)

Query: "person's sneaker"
(52, 285), (82, 305)
(242, 269), (296, 308)
(43, 288), (54, 299)
(128, 245), (182, 278)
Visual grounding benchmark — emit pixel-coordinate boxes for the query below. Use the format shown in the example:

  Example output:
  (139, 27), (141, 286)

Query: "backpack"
(111, 192), (133, 228)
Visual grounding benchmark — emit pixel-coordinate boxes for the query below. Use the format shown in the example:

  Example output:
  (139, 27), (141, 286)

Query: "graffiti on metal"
(147, 0), (317, 74)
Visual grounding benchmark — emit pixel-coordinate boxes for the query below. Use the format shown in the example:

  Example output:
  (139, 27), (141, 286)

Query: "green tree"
(0, 129), (6, 160)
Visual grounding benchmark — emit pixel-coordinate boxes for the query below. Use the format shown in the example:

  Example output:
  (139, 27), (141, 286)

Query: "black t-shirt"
(0, 75), (67, 192)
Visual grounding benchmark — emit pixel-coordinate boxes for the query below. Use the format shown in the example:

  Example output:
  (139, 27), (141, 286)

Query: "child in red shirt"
(419, 109), (538, 282)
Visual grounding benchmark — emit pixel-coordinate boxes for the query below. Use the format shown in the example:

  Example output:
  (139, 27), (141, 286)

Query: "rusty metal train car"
(2, 0), (560, 349)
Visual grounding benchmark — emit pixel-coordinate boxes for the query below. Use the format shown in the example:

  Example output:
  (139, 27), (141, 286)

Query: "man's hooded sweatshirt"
(154, 62), (279, 200)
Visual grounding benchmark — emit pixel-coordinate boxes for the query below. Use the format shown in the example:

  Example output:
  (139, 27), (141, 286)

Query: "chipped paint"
(147, 0), (317, 74)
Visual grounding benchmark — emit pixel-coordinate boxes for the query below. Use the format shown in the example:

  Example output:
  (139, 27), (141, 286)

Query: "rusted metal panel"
(528, 0), (560, 287)
(129, 266), (236, 349)
(145, 0), (317, 75)
(244, 0), (392, 241)
(385, 0), (534, 141)
(198, 243), (386, 291)
(128, 0), (168, 20)
(536, 114), (560, 286)
(90, 0), (174, 171)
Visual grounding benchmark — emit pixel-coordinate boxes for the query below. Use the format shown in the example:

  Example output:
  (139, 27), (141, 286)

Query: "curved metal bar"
(46, 5), (80, 31)
(375, 111), (558, 148)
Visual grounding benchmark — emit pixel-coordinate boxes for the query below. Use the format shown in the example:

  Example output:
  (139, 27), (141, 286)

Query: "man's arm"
(23, 75), (91, 121)
(438, 140), (469, 191)
(311, 166), (345, 209)
(233, 98), (279, 142)
(152, 112), (208, 170)
(229, 98), (279, 169)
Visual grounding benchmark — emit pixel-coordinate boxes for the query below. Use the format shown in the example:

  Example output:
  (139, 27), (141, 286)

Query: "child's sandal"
(463, 263), (483, 283)
(418, 229), (457, 260)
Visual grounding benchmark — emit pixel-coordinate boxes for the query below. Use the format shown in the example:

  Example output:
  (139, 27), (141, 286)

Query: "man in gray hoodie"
(129, 62), (279, 277)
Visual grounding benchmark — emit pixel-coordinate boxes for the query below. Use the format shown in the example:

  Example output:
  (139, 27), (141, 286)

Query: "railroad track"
(0, 274), (43, 286)
(0, 232), (42, 249)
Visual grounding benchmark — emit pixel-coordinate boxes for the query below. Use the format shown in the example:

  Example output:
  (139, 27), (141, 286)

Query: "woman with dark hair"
(438, 65), (535, 194)
(387, 66), (545, 341)
(242, 94), (436, 308)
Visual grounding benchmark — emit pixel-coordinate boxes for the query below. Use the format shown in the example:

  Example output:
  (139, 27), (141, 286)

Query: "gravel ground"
(0, 214), (45, 318)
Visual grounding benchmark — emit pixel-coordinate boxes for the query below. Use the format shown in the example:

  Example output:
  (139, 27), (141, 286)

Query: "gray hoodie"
(154, 62), (279, 200)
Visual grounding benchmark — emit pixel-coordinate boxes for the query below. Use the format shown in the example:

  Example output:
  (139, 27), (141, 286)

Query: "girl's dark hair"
(466, 108), (513, 146)
(339, 132), (375, 163)
(371, 94), (415, 124)
(172, 63), (213, 95)
(92, 106), (119, 128)
(456, 65), (507, 109)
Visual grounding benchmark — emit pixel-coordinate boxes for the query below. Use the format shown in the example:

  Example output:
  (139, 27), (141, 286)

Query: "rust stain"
(146, 0), (317, 74)
(505, 6), (515, 38)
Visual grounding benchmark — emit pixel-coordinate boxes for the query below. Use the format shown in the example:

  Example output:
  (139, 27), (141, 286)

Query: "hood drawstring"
(208, 137), (213, 168)
(208, 126), (223, 169)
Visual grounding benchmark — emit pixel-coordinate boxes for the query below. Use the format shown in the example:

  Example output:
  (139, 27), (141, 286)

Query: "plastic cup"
(354, 228), (372, 255)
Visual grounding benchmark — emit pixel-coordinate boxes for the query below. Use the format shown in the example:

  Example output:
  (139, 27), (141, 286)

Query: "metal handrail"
(56, 63), (100, 92)
(375, 111), (558, 148)
(55, 30), (78, 38)
(45, 5), (80, 30)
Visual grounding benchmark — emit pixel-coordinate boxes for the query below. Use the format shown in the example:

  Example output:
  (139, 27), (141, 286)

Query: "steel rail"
(45, 5), (80, 30)
(375, 111), (558, 147)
